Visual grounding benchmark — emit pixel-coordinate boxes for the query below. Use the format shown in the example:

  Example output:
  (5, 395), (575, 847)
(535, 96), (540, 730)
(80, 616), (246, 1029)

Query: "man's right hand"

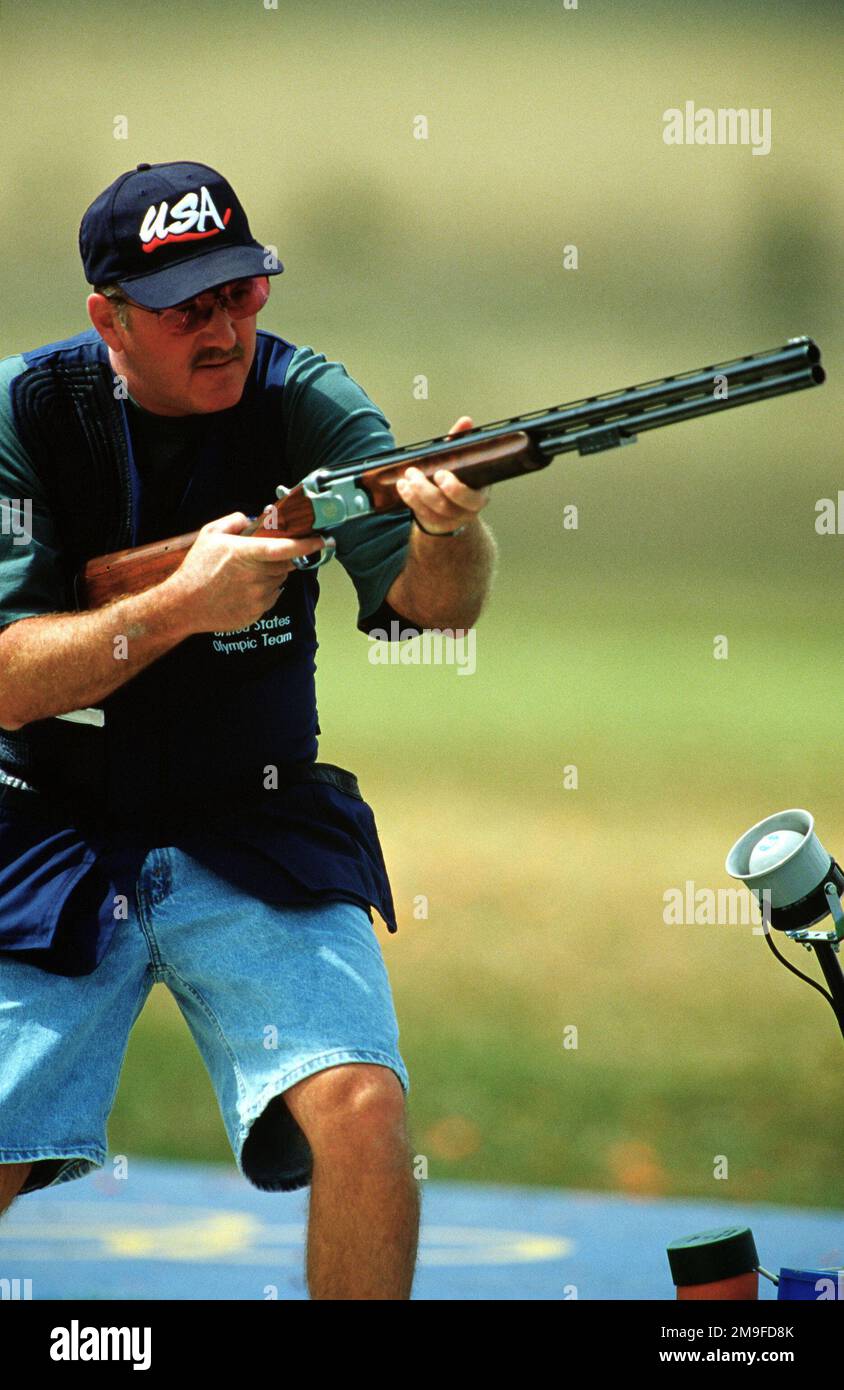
(162, 511), (328, 635)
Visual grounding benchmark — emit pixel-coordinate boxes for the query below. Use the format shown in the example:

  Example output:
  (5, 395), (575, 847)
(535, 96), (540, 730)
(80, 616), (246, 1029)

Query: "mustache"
(192, 343), (246, 368)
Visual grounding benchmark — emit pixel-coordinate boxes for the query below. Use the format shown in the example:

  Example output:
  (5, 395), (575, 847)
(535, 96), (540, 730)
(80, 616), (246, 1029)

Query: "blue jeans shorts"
(0, 845), (409, 1196)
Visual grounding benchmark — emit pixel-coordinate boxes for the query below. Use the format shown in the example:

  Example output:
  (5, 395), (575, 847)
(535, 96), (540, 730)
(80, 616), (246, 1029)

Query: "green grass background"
(1, 0), (842, 1210)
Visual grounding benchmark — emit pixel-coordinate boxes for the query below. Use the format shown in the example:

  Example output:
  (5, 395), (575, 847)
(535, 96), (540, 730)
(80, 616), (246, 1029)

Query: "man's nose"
(197, 301), (239, 349)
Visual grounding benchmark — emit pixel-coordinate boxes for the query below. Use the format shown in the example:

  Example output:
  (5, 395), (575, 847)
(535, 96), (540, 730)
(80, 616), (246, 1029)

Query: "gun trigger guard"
(274, 485), (337, 569)
(292, 541), (336, 571)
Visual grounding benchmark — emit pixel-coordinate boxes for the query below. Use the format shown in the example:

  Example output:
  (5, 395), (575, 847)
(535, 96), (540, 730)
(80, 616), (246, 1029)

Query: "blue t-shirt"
(0, 336), (414, 974)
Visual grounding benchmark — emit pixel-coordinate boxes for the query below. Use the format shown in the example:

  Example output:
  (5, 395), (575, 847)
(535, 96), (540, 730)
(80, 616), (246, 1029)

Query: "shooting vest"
(0, 328), (325, 828)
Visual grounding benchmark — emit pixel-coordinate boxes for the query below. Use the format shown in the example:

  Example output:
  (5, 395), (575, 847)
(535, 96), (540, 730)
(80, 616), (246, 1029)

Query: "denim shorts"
(0, 844), (409, 1196)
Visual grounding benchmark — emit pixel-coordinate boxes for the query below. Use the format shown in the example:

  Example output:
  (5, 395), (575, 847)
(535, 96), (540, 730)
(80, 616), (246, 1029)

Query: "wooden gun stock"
(81, 529), (201, 610)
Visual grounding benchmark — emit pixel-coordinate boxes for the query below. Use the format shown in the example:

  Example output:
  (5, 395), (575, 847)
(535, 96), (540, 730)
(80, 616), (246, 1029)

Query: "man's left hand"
(395, 416), (491, 536)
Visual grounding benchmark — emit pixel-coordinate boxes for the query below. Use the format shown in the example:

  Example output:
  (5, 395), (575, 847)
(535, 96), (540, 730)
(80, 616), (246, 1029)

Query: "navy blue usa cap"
(79, 161), (283, 309)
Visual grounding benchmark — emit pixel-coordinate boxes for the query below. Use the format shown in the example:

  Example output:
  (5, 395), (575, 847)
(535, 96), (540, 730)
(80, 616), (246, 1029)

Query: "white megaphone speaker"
(726, 809), (844, 932)
(725, 809), (844, 1042)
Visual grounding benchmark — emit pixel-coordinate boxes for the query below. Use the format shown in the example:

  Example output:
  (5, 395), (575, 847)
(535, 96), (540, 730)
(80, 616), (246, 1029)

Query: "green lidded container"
(667, 1227), (759, 1296)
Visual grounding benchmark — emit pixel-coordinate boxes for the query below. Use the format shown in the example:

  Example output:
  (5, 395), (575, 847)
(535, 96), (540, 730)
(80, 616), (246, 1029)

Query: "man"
(0, 161), (494, 1299)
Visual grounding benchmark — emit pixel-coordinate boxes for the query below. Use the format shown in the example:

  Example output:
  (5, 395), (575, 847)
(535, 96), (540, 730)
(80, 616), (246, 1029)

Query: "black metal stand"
(812, 942), (844, 1041)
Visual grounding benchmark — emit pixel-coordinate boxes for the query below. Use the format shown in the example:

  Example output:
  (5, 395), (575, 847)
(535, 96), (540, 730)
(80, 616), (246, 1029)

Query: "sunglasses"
(116, 275), (270, 335)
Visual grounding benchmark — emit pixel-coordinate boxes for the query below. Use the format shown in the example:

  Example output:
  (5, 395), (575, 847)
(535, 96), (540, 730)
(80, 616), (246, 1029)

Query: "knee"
(0, 1162), (31, 1214)
(287, 1064), (408, 1156)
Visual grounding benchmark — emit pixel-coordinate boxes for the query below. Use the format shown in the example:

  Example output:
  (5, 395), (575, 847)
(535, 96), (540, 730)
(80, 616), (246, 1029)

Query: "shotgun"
(79, 336), (825, 609)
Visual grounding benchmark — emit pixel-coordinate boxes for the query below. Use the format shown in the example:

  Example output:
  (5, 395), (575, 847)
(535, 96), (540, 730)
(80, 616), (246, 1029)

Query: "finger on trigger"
(290, 533), (330, 554)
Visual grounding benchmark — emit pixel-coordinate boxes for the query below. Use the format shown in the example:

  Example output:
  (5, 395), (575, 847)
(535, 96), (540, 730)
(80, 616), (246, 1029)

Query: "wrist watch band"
(413, 517), (467, 538)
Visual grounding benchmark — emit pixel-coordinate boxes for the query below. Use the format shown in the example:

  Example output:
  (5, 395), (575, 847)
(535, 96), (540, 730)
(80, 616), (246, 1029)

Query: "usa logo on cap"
(139, 185), (233, 254)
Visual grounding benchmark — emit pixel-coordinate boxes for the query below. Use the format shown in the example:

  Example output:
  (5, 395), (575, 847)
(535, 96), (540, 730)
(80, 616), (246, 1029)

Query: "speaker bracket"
(786, 881), (844, 947)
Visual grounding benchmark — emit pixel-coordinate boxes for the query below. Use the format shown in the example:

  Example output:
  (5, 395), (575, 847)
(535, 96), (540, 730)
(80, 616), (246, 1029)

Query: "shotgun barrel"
(318, 337), (824, 480)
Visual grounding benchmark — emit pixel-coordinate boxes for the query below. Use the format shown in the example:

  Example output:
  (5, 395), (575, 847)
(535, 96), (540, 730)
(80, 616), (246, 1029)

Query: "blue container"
(777, 1267), (844, 1301)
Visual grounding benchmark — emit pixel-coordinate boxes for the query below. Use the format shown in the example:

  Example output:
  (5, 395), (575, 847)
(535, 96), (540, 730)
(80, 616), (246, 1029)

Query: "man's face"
(90, 286), (258, 417)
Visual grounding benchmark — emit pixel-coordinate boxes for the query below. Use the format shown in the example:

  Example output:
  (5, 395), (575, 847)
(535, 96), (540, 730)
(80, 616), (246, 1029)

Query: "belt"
(0, 760), (363, 829)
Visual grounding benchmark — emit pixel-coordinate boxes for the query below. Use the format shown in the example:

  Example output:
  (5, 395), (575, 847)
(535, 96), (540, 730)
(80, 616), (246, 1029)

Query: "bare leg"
(0, 1163), (32, 1218)
(283, 1064), (420, 1300)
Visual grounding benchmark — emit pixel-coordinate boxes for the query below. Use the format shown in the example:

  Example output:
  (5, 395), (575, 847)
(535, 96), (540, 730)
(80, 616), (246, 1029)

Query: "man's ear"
(87, 293), (127, 352)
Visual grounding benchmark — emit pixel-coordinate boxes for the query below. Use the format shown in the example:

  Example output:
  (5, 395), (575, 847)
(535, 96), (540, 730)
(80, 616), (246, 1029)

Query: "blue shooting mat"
(0, 1159), (841, 1300)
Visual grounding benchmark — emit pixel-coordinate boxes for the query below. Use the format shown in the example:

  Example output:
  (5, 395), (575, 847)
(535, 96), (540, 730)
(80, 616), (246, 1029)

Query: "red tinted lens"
(158, 277), (270, 334)
(219, 276), (270, 317)
(157, 299), (212, 334)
